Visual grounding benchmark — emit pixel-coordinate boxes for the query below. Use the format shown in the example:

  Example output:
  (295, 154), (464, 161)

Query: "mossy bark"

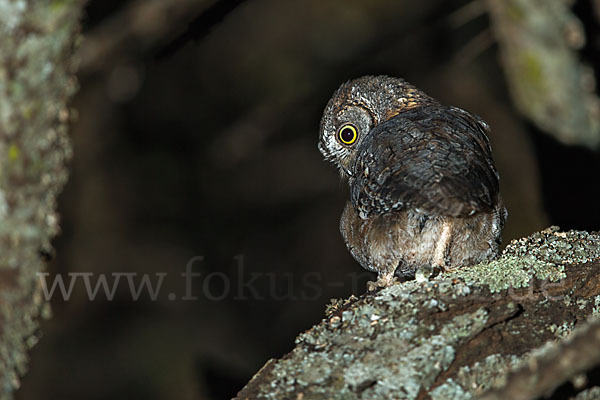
(0, 1), (84, 398)
(236, 228), (600, 400)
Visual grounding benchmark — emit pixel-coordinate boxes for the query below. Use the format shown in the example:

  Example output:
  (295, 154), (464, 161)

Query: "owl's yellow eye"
(338, 124), (358, 145)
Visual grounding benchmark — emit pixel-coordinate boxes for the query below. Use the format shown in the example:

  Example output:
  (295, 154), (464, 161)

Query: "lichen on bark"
(236, 228), (600, 400)
(0, 0), (84, 397)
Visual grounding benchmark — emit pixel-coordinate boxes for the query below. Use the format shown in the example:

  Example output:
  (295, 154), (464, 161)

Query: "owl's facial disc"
(319, 105), (372, 177)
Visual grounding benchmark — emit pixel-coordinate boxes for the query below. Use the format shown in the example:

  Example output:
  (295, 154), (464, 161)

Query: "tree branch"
(486, 0), (600, 149)
(236, 228), (600, 399)
(479, 316), (600, 400)
(0, 0), (85, 397)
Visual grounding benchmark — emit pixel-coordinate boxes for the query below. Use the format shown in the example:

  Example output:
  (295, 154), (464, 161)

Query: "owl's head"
(318, 75), (431, 177)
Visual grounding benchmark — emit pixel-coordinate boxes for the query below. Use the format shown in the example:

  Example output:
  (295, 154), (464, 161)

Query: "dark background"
(16, 0), (600, 399)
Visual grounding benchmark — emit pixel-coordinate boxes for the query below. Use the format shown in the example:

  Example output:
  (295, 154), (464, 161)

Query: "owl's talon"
(366, 273), (397, 291)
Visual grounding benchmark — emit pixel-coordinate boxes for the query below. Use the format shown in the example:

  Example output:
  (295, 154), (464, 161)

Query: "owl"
(319, 76), (507, 289)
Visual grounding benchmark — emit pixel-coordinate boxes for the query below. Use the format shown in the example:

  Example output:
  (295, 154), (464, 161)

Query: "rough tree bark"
(0, 1), (84, 398)
(236, 228), (600, 400)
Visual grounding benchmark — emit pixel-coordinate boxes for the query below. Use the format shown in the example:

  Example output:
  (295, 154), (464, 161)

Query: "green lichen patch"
(447, 255), (563, 293)
(263, 283), (489, 400)
(574, 386), (600, 400)
(238, 229), (600, 399)
(503, 228), (600, 265)
(431, 353), (522, 400)
(1, 0), (83, 397)
(593, 296), (600, 315)
(548, 321), (576, 339)
(446, 228), (600, 294)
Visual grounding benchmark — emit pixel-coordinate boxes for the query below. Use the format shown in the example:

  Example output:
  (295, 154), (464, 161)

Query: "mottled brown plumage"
(319, 76), (507, 288)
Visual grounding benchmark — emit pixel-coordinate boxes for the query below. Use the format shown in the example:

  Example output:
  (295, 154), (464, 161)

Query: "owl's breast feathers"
(350, 104), (500, 219)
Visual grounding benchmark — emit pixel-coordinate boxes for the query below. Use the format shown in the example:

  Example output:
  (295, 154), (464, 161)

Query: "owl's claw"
(367, 272), (397, 291)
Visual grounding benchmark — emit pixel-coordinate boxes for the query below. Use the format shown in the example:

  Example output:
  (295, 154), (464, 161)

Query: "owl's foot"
(366, 272), (397, 291)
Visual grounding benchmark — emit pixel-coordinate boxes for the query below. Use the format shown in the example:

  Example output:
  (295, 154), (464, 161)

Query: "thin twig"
(452, 28), (495, 66)
(79, 0), (215, 75)
(446, 0), (487, 29)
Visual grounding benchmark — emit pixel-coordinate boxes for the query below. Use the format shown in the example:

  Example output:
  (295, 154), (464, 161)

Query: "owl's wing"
(350, 105), (500, 219)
